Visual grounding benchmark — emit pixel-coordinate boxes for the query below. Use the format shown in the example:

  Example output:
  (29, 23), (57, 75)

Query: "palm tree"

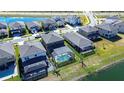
(52, 69), (63, 80)
(103, 43), (106, 50)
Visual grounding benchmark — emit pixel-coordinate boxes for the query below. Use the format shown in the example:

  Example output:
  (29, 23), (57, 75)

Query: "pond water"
(82, 61), (124, 81)
(0, 17), (48, 23)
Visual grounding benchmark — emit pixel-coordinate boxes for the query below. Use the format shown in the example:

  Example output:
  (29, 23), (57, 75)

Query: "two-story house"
(26, 21), (41, 34)
(65, 15), (82, 26)
(95, 23), (119, 39)
(78, 26), (100, 41)
(18, 41), (49, 81)
(0, 43), (16, 79)
(64, 32), (94, 54)
(52, 16), (65, 28)
(0, 22), (8, 38)
(9, 21), (26, 37)
(42, 19), (57, 31)
(41, 32), (74, 65)
(41, 32), (65, 53)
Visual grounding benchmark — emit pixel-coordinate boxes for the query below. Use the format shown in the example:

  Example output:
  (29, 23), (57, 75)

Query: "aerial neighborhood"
(1, 12), (124, 81)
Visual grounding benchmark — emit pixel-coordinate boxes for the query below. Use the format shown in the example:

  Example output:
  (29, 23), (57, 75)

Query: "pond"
(82, 61), (124, 81)
(0, 17), (48, 23)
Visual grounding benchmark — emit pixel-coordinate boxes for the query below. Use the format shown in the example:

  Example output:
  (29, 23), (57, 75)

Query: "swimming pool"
(0, 64), (15, 78)
(0, 17), (48, 23)
(55, 53), (72, 63)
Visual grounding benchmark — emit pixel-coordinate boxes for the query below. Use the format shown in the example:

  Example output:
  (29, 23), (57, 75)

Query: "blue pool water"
(56, 54), (71, 63)
(0, 65), (15, 78)
(0, 17), (48, 23)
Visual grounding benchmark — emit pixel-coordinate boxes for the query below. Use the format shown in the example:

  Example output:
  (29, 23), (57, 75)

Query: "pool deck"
(0, 66), (18, 81)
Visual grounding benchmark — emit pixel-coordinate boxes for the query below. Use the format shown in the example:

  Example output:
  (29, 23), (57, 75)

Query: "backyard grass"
(41, 34), (124, 81)
(6, 33), (124, 81)
(5, 75), (20, 81)
(4, 31), (124, 81)
(82, 34), (124, 73)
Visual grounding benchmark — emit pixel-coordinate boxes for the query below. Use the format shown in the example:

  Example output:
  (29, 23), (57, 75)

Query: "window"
(25, 57), (29, 61)
(35, 54), (37, 57)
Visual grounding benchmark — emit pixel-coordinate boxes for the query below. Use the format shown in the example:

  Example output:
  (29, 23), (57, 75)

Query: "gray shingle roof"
(26, 21), (41, 29)
(9, 21), (25, 30)
(19, 41), (46, 57)
(24, 60), (47, 73)
(79, 26), (98, 33)
(52, 46), (72, 56)
(104, 16), (121, 24)
(0, 43), (15, 65)
(41, 32), (64, 44)
(0, 29), (8, 35)
(107, 16), (120, 20)
(64, 32), (93, 49)
(0, 22), (7, 28)
(42, 19), (56, 24)
(96, 23), (116, 32)
(104, 19), (118, 24)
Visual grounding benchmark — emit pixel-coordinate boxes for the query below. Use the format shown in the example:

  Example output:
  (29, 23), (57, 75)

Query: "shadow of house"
(9, 21), (26, 37)
(78, 25), (100, 41)
(65, 15), (82, 27)
(63, 32), (95, 54)
(18, 41), (49, 81)
(26, 21), (41, 34)
(0, 43), (16, 78)
(42, 19), (57, 31)
(0, 22), (8, 38)
(107, 35), (122, 42)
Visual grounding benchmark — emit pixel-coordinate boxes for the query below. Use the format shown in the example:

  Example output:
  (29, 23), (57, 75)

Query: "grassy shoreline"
(73, 58), (124, 81)
(40, 34), (124, 81)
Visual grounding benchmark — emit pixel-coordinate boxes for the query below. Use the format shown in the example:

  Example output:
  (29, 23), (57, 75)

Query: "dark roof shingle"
(41, 32), (64, 44)
(79, 26), (98, 33)
(19, 41), (46, 57)
(64, 32), (93, 49)
(0, 43), (15, 65)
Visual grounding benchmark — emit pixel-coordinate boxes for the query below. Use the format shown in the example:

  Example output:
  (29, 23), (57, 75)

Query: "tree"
(52, 69), (63, 80)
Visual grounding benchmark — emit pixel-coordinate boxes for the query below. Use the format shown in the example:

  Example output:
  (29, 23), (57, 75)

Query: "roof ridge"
(22, 44), (44, 56)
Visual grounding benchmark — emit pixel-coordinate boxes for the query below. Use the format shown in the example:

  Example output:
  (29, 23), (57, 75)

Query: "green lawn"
(5, 75), (21, 81)
(5, 32), (124, 81)
(42, 34), (124, 81)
